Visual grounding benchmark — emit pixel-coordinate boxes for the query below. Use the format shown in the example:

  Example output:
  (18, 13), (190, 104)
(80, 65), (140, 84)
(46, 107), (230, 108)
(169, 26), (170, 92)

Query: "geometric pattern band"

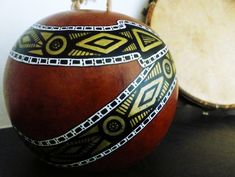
(10, 20), (167, 68)
(15, 77), (176, 168)
(11, 19), (177, 167)
(14, 51), (177, 167)
(14, 63), (154, 147)
(10, 46), (168, 68)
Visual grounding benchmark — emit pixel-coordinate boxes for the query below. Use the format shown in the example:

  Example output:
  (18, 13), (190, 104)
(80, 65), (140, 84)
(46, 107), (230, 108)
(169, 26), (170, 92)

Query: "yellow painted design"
(19, 43), (40, 48)
(166, 53), (176, 74)
(41, 32), (53, 41)
(159, 81), (169, 100)
(103, 116), (126, 136)
(116, 93), (135, 115)
(76, 33), (128, 54)
(22, 36), (31, 43)
(162, 59), (173, 79)
(143, 88), (155, 103)
(68, 49), (90, 57)
(121, 104), (129, 110)
(19, 31), (43, 48)
(132, 29), (162, 52)
(147, 62), (162, 80)
(116, 109), (125, 115)
(130, 109), (152, 127)
(166, 53), (170, 59)
(46, 36), (67, 55)
(118, 106), (127, 113)
(94, 38), (114, 47)
(28, 49), (43, 56)
(68, 49), (76, 56)
(81, 51), (86, 56)
(128, 76), (164, 117)
(31, 30), (41, 43)
(69, 32), (90, 40)
(38, 41), (43, 45)
(120, 31), (133, 39)
(123, 43), (137, 52)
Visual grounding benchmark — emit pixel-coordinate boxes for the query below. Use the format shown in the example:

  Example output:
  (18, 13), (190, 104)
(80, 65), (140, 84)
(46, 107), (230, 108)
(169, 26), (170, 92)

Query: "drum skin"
(4, 10), (178, 171)
(147, 0), (235, 109)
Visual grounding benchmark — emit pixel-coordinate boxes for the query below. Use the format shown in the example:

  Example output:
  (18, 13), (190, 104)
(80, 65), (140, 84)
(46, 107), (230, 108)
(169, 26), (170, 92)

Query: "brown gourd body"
(4, 10), (178, 170)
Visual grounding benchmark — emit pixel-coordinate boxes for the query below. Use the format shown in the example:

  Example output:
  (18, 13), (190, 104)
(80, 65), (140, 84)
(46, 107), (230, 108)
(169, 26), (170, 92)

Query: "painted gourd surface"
(4, 10), (178, 170)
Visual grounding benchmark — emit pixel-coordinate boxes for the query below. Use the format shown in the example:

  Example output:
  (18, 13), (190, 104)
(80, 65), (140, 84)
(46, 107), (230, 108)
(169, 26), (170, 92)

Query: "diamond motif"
(128, 76), (164, 117)
(76, 33), (128, 54)
(94, 39), (114, 47)
(139, 84), (159, 107)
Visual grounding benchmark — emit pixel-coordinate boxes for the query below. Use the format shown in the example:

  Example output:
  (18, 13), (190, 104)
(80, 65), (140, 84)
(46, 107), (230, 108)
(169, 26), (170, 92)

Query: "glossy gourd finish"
(4, 10), (178, 170)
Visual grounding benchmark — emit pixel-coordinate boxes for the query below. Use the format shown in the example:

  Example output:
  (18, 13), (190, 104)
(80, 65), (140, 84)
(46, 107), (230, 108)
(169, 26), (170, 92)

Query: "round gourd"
(4, 9), (178, 170)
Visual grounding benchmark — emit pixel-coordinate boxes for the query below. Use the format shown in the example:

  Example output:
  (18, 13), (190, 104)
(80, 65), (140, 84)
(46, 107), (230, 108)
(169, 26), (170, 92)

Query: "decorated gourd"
(3, 1), (178, 171)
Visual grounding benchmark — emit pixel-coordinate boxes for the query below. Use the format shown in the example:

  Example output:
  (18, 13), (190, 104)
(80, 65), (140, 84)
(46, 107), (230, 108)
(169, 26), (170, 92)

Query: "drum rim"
(179, 87), (235, 109)
(146, 0), (235, 109)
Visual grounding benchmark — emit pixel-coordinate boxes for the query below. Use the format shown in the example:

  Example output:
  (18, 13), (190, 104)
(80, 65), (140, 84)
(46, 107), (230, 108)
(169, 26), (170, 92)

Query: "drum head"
(147, 0), (235, 109)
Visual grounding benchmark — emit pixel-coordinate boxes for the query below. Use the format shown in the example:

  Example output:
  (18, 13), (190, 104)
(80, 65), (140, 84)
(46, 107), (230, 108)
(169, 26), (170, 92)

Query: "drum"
(146, 0), (235, 109)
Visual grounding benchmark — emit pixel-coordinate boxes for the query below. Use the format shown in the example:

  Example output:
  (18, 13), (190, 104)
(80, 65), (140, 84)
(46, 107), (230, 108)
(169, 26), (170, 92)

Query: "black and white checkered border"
(13, 63), (154, 147)
(32, 20), (152, 32)
(14, 77), (176, 167)
(9, 50), (141, 67)
(10, 19), (167, 67)
(49, 77), (177, 167)
(139, 46), (168, 67)
(10, 46), (168, 68)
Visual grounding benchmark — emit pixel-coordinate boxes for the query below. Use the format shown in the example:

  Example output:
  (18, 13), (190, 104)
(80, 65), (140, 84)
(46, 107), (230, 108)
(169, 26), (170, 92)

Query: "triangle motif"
(132, 29), (163, 52)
